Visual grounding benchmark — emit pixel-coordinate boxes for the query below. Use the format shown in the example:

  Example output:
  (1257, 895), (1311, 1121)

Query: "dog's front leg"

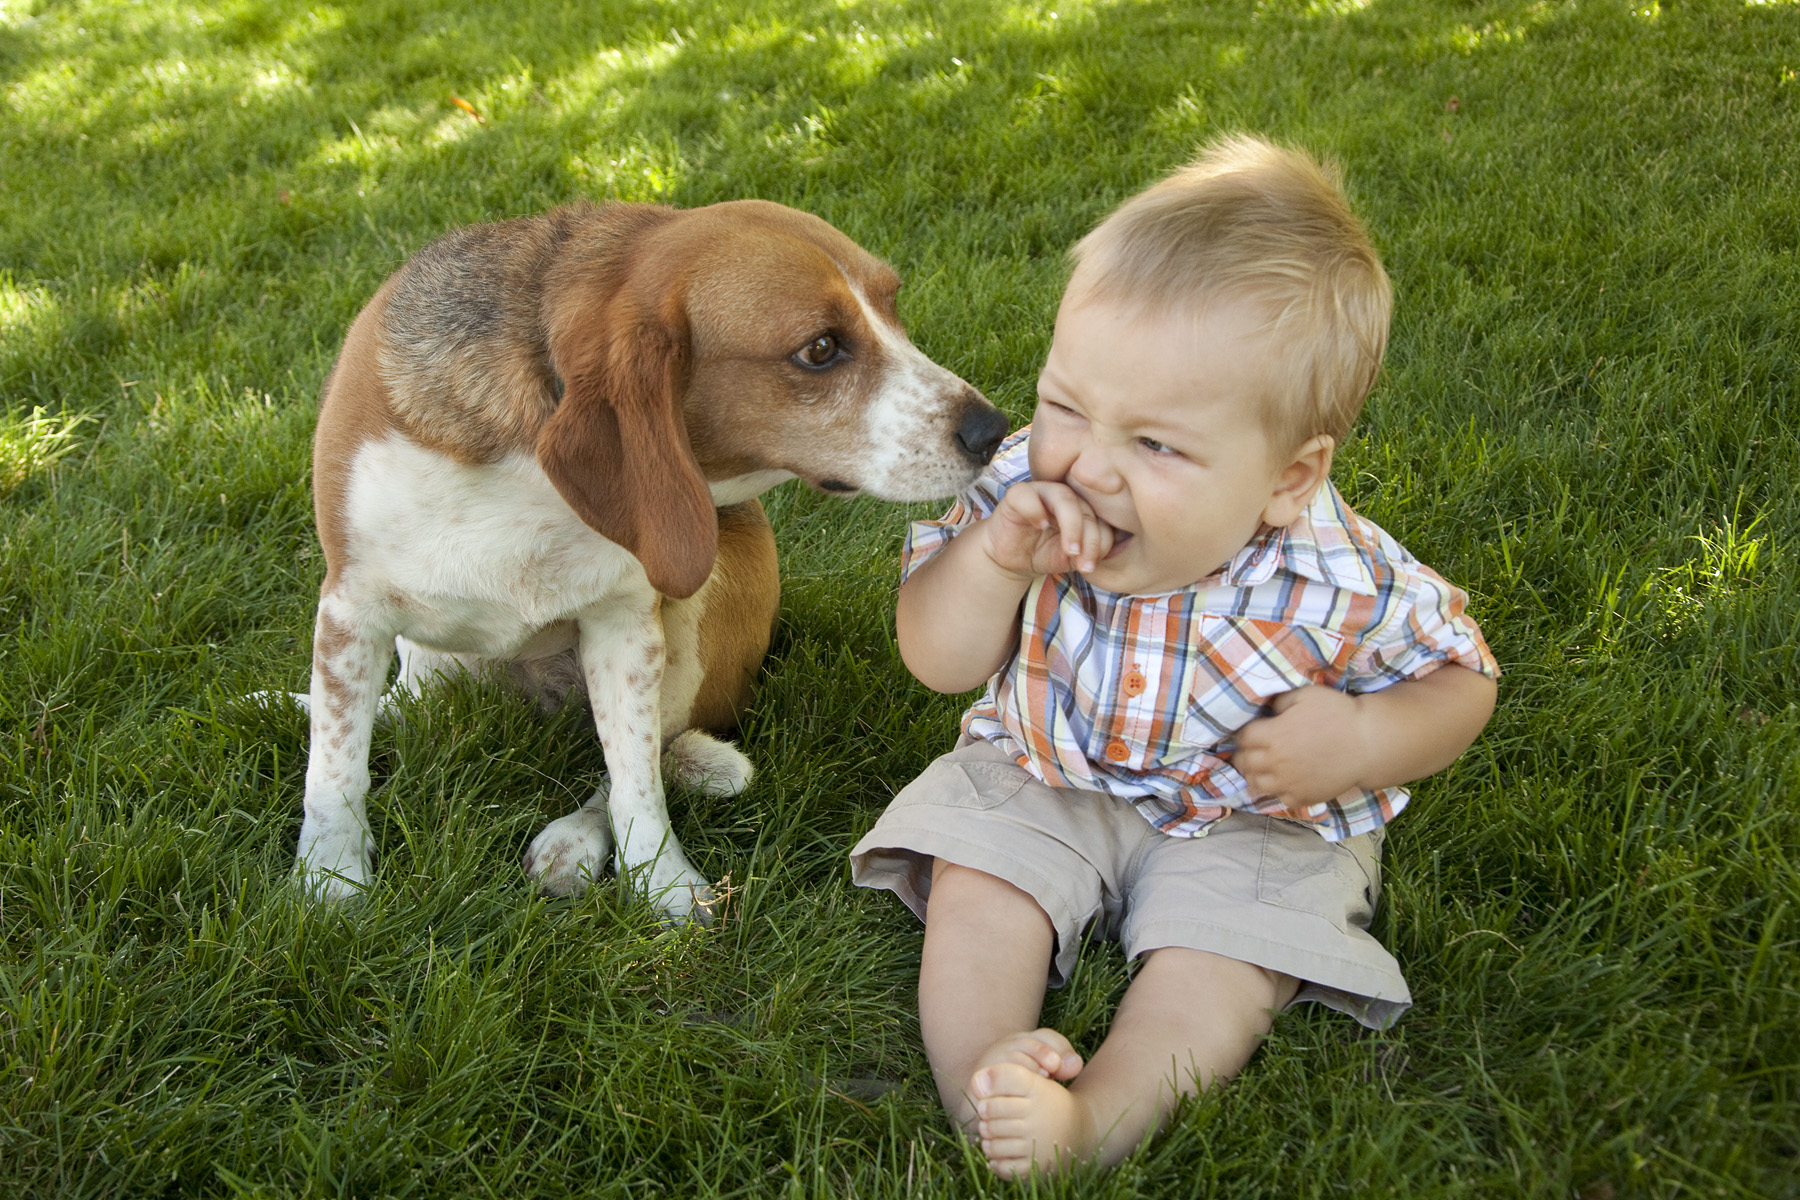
(523, 597), (717, 923)
(294, 595), (393, 899)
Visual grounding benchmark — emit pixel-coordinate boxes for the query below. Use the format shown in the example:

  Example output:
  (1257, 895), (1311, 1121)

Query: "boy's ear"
(1261, 434), (1336, 528)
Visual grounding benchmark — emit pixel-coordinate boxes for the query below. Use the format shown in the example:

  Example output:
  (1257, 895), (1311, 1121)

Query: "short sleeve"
(899, 427), (1032, 583)
(1351, 564), (1499, 689)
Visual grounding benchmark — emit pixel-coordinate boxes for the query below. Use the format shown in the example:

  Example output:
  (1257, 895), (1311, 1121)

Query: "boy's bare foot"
(969, 1028), (1095, 1178)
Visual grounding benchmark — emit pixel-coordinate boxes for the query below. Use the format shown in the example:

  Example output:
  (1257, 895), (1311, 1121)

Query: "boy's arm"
(897, 480), (1114, 694)
(895, 526), (1035, 693)
(1231, 663), (1497, 812)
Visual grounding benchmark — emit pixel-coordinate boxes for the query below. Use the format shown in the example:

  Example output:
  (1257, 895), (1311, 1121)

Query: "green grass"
(3, 0), (1797, 1195)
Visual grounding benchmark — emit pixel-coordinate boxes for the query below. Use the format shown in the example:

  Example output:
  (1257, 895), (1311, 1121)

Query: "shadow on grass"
(2, 0), (1602, 413)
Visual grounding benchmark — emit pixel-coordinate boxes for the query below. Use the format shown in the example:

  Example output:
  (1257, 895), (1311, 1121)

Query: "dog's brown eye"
(794, 334), (840, 369)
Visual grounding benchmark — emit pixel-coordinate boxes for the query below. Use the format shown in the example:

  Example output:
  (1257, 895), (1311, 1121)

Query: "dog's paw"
(636, 856), (720, 927)
(664, 731), (753, 798)
(523, 807), (613, 897)
(293, 827), (374, 901)
(610, 824), (719, 926)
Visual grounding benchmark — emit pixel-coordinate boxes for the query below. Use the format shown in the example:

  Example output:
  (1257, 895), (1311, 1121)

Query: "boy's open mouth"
(1103, 530), (1133, 559)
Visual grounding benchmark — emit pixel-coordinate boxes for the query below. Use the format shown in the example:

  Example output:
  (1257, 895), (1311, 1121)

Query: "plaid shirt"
(902, 428), (1499, 842)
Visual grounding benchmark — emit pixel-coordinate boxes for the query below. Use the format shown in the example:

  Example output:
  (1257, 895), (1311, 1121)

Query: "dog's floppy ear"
(539, 294), (718, 599)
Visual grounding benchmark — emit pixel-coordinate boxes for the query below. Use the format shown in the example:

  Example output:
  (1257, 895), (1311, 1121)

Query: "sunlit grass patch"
(0, 405), (88, 497)
(0, 273), (53, 333)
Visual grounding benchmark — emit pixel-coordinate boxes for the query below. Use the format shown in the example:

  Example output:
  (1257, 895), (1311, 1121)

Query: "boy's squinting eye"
(1139, 437), (1177, 455)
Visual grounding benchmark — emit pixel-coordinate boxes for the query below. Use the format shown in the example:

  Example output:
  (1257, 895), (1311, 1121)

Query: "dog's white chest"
(343, 436), (643, 655)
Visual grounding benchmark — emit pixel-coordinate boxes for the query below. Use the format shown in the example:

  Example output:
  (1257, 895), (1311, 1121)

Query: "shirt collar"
(1218, 482), (1379, 596)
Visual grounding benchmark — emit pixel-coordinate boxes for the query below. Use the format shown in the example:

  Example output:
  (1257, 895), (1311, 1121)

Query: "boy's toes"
(986, 1156), (1031, 1181)
(973, 1028), (1083, 1083)
(1012, 1027), (1079, 1078)
(975, 1099), (1034, 1133)
(980, 1137), (1038, 1180)
(1027, 1028), (1084, 1080)
(972, 1061), (1043, 1103)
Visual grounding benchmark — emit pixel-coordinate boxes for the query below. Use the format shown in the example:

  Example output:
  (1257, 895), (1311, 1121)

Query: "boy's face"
(1029, 286), (1329, 595)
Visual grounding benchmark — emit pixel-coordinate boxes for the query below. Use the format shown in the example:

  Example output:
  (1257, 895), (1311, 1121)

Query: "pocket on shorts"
(1256, 820), (1378, 933)
(948, 760), (1032, 810)
(889, 750), (1032, 813)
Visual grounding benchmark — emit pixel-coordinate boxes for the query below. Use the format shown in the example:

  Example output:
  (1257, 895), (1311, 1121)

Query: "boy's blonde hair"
(1069, 134), (1391, 451)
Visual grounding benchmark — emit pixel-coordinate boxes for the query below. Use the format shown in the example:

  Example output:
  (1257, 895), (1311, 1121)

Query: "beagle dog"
(294, 198), (1006, 921)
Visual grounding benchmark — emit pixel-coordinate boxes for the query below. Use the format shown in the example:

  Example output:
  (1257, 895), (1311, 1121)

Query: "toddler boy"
(850, 136), (1499, 1178)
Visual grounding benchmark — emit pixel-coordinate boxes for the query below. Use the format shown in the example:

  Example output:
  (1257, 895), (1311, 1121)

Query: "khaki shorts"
(850, 740), (1411, 1030)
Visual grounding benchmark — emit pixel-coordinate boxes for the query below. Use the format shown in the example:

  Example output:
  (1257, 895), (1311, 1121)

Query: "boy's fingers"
(1038, 496), (1106, 572)
(1267, 688), (1306, 714)
(1075, 513), (1100, 571)
(1235, 745), (1290, 800)
(1233, 719), (1272, 754)
(1012, 482), (1114, 573)
(1038, 492), (1096, 568)
(1005, 485), (1050, 528)
(1040, 489), (1085, 551)
(1083, 512), (1114, 572)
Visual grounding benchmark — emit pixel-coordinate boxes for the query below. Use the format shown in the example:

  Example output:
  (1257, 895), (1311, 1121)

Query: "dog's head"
(538, 199), (1006, 599)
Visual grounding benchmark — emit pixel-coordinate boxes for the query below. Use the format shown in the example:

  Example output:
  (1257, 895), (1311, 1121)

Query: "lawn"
(2, 0), (1797, 1196)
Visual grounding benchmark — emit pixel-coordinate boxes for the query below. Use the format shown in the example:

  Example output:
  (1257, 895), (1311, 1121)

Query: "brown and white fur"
(292, 199), (1006, 921)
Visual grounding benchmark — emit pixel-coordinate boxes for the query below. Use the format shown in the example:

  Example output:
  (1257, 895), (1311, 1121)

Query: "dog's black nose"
(956, 402), (1009, 464)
